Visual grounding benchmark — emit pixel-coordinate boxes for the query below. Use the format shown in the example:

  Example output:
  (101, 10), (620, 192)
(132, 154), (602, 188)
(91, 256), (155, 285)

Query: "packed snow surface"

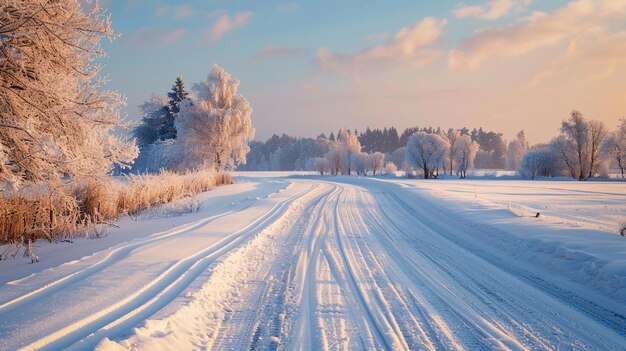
(1, 174), (625, 350)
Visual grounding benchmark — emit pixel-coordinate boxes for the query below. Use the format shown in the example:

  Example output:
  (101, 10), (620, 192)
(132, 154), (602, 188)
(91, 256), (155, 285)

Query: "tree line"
(240, 113), (625, 181)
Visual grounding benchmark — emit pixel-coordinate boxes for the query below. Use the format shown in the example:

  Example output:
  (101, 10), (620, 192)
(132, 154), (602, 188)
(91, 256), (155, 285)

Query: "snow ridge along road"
(1, 176), (625, 350)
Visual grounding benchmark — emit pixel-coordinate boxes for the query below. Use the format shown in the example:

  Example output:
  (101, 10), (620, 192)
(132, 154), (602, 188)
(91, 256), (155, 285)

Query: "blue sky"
(101, 0), (625, 143)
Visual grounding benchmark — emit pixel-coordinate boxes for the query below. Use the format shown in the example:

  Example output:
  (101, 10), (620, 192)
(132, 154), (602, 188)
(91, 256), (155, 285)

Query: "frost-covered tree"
(367, 152), (385, 175)
(350, 152), (368, 175)
(0, 0), (137, 189)
(325, 141), (347, 175)
(454, 135), (479, 178)
(337, 128), (361, 175)
(175, 65), (254, 171)
(588, 120), (607, 179)
(601, 119), (626, 178)
(310, 157), (330, 175)
(445, 130), (461, 175)
(134, 95), (169, 148)
(553, 111), (606, 180)
(506, 130), (528, 171)
(405, 132), (449, 179)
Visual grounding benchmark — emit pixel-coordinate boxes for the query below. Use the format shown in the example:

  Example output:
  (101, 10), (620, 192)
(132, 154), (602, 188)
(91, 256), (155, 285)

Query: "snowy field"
(1, 174), (625, 350)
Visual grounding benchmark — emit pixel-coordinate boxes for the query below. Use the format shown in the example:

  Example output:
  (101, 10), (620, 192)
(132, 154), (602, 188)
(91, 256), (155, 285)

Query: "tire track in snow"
(380, 181), (626, 340)
(350, 178), (624, 350)
(16, 182), (318, 351)
(0, 209), (242, 316)
(329, 184), (403, 350)
(215, 182), (338, 351)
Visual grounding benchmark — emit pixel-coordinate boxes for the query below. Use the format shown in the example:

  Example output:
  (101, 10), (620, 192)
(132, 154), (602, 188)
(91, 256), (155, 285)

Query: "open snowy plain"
(1, 174), (625, 350)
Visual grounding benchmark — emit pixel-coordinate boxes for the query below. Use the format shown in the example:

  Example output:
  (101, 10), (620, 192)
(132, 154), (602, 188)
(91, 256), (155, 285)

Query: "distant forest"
(239, 126), (507, 171)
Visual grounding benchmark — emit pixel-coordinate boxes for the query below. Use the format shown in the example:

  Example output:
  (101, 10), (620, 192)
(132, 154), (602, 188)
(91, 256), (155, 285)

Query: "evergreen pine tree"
(159, 76), (189, 140)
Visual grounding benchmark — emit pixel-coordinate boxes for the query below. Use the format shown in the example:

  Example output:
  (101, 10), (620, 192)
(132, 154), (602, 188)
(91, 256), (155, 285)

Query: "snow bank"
(393, 178), (626, 303)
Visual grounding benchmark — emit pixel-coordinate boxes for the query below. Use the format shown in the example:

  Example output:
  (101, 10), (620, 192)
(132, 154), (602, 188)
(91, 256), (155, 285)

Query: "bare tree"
(367, 152), (385, 175)
(325, 141), (347, 175)
(601, 119), (626, 178)
(311, 157), (330, 175)
(554, 111), (607, 180)
(446, 130), (461, 175)
(588, 120), (607, 179)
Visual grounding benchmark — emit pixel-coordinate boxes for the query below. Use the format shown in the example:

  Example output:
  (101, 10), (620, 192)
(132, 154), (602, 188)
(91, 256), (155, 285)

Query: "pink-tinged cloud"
(160, 29), (186, 45)
(364, 32), (389, 43)
(205, 12), (254, 44)
(250, 46), (308, 61)
(449, 0), (626, 70)
(123, 28), (186, 48)
(155, 4), (194, 19)
(452, 0), (532, 20)
(317, 17), (447, 75)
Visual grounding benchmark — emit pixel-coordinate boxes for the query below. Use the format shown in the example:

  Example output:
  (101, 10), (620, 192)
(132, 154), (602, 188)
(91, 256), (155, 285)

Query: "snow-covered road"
(1, 176), (625, 350)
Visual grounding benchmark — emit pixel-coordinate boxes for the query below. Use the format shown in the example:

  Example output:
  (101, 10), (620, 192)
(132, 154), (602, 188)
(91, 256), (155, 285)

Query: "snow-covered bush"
(309, 157), (330, 175)
(367, 152), (385, 175)
(351, 152), (368, 175)
(384, 162), (397, 175)
(131, 139), (177, 174)
(518, 147), (563, 179)
(405, 132), (449, 179)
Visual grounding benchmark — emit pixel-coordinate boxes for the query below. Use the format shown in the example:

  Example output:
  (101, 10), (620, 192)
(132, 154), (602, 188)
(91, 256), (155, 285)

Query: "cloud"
(207, 9), (227, 18)
(250, 46), (308, 61)
(299, 83), (314, 92)
(364, 32), (389, 43)
(317, 17), (447, 75)
(276, 3), (300, 13)
(452, 0), (532, 20)
(123, 28), (186, 48)
(526, 30), (626, 87)
(160, 29), (186, 45)
(449, 0), (626, 70)
(205, 12), (254, 44)
(155, 4), (194, 19)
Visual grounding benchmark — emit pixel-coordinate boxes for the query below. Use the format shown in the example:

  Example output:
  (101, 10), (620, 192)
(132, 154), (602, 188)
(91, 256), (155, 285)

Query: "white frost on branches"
(405, 132), (449, 179)
(601, 119), (626, 179)
(0, 0), (137, 189)
(174, 65), (255, 171)
(454, 135), (479, 178)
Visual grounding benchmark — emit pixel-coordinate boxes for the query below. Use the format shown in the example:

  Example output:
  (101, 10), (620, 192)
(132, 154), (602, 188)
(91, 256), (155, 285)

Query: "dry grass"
(0, 169), (232, 247)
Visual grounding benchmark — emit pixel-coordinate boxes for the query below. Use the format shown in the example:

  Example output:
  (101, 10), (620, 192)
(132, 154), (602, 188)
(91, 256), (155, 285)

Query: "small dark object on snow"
(620, 224), (626, 237)
(535, 212), (541, 218)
